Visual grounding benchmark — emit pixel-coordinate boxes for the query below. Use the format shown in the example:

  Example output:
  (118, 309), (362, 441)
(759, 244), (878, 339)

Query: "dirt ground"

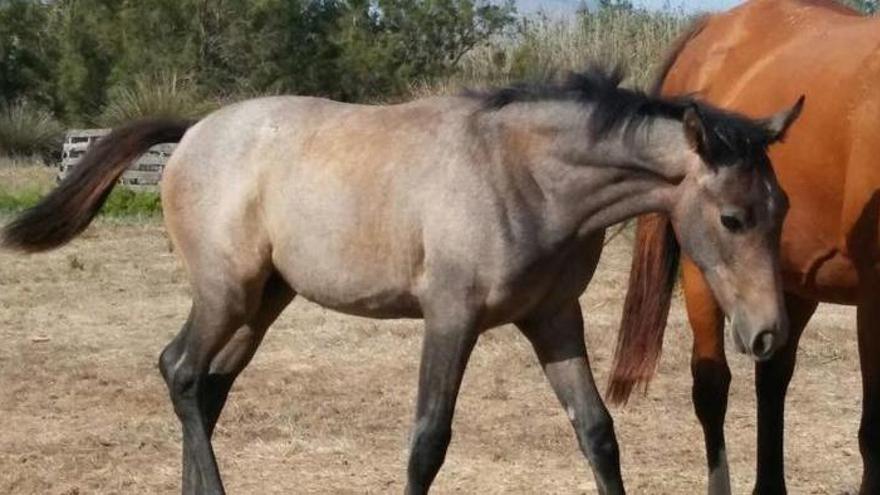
(0, 221), (863, 494)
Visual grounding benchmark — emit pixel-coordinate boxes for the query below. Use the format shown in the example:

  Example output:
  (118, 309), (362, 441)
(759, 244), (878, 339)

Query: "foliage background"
(0, 0), (875, 158)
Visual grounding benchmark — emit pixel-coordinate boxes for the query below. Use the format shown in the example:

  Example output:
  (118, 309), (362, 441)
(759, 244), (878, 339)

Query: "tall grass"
(0, 101), (64, 160)
(98, 72), (219, 127)
(410, 8), (689, 97)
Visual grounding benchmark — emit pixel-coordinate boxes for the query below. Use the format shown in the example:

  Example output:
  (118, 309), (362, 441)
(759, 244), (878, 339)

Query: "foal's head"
(476, 67), (803, 359)
(664, 96), (804, 359)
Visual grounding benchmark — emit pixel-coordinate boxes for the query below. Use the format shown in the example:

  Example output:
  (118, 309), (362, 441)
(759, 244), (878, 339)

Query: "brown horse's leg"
(159, 272), (292, 495)
(405, 305), (479, 495)
(683, 259), (731, 495)
(517, 301), (624, 495)
(857, 297), (880, 494)
(753, 293), (816, 495)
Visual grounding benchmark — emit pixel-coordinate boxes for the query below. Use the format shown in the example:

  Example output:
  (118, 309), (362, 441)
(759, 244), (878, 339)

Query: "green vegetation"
(1, 0), (873, 216)
(0, 158), (161, 217)
(0, 192), (162, 219)
(2, 0), (515, 123)
(0, 183), (162, 217)
(0, 0), (700, 158)
(99, 188), (163, 217)
(0, 186), (43, 212)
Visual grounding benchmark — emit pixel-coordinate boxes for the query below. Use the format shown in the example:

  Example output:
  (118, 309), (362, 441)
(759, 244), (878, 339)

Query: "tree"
(1, 0), (517, 123)
(109, 0), (200, 91)
(0, 0), (57, 108)
(53, 0), (123, 122)
(334, 0), (515, 100)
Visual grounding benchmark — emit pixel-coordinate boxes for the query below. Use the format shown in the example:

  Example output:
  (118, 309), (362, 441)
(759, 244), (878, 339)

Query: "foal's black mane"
(473, 65), (773, 164)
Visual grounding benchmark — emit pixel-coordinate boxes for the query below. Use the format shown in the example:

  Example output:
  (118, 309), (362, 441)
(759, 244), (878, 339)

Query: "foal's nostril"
(751, 330), (776, 360)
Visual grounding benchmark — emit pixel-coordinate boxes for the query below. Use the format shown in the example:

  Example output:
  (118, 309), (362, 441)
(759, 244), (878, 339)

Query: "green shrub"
(100, 188), (162, 217)
(0, 101), (64, 160)
(0, 186), (44, 212)
(0, 171), (162, 218)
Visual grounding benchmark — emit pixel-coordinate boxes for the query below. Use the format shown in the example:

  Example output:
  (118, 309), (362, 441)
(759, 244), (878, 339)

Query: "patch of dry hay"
(0, 222), (861, 494)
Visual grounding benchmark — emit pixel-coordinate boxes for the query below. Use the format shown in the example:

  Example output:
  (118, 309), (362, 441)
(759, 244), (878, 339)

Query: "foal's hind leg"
(752, 293), (816, 495)
(517, 301), (624, 495)
(159, 272), (294, 494)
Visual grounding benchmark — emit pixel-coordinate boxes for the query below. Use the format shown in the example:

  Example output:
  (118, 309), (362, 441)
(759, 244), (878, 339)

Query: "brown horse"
(609, 1), (880, 494)
(3, 67), (801, 494)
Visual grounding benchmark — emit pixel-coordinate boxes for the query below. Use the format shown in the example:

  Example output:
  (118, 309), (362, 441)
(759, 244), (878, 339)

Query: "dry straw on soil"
(0, 221), (862, 494)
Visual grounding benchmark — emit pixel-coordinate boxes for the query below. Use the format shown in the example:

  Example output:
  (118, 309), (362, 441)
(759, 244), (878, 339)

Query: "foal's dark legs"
(517, 301), (625, 495)
(857, 297), (880, 495)
(752, 293), (816, 495)
(159, 274), (294, 495)
(405, 305), (479, 495)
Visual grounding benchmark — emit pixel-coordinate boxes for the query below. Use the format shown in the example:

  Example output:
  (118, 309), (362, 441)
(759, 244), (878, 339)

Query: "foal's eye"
(720, 214), (744, 233)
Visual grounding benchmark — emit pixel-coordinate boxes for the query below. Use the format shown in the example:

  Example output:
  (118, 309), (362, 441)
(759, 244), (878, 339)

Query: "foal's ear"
(763, 95), (805, 143)
(682, 104), (711, 159)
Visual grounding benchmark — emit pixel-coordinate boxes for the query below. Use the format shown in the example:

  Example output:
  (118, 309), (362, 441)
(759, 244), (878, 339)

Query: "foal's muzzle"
(730, 316), (785, 362)
(749, 330), (777, 361)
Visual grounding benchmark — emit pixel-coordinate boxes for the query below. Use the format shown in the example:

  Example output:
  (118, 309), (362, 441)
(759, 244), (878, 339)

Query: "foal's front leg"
(405, 305), (479, 495)
(517, 301), (625, 495)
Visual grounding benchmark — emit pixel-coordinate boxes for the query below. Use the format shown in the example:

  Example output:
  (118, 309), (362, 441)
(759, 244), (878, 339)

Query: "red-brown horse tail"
(604, 14), (710, 406)
(607, 214), (680, 405)
(2, 119), (194, 253)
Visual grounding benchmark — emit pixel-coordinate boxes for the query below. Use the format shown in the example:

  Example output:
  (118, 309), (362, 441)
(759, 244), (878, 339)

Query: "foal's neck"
(489, 101), (688, 239)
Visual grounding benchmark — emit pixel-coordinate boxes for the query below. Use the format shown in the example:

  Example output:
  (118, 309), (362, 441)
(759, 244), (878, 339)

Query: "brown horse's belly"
(782, 249), (860, 304)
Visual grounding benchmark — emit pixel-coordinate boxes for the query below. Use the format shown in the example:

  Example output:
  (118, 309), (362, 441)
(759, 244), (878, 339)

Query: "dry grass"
(0, 221), (863, 494)
(409, 10), (688, 99)
(0, 157), (56, 194)
(0, 101), (63, 160)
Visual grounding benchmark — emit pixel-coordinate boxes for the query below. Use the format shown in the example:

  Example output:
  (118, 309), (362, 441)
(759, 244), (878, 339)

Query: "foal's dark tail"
(2, 119), (195, 253)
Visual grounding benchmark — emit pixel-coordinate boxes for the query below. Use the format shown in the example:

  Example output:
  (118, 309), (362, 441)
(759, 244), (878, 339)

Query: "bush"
(0, 100), (64, 160)
(98, 72), (218, 127)
(100, 188), (162, 217)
